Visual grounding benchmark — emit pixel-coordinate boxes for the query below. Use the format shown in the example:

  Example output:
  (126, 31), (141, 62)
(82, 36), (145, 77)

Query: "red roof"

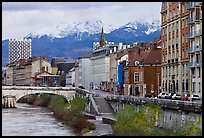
(141, 47), (161, 65)
(78, 53), (92, 59)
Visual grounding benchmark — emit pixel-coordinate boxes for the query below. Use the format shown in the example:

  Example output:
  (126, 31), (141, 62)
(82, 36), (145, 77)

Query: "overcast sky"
(2, 2), (161, 40)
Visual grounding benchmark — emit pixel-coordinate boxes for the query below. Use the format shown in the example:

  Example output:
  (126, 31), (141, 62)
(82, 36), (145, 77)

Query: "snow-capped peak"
(26, 19), (115, 39)
(119, 18), (160, 35)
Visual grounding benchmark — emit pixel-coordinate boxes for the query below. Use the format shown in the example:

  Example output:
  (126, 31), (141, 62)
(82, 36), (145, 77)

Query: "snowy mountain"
(26, 19), (115, 39)
(2, 19), (161, 66)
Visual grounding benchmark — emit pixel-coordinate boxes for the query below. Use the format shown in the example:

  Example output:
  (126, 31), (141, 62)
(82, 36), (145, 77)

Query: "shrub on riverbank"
(26, 94), (95, 135)
(113, 104), (202, 136)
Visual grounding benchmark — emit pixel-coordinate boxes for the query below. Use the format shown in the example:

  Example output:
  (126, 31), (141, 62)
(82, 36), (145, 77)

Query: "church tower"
(100, 26), (106, 47)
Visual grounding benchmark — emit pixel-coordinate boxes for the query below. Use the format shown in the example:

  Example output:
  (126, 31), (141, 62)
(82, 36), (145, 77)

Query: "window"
(186, 18), (188, 27)
(182, 35), (184, 44)
(198, 82), (200, 93)
(182, 80), (185, 92)
(196, 54), (200, 63)
(186, 80), (188, 92)
(198, 68), (200, 78)
(176, 66), (178, 75)
(176, 44), (178, 49)
(151, 85), (154, 93)
(186, 34), (188, 43)
(176, 80), (178, 92)
(192, 82), (196, 93)
(192, 68), (195, 78)
(134, 72), (139, 83)
(140, 72), (143, 81)
(182, 19), (184, 28)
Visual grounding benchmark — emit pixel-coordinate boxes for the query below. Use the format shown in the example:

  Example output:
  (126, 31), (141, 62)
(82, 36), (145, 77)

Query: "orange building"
(161, 2), (190, 96)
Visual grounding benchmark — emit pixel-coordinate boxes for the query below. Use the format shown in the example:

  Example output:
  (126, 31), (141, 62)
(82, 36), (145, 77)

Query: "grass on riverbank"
(19, 94), (95, 135)
(113, 104), (202, 136)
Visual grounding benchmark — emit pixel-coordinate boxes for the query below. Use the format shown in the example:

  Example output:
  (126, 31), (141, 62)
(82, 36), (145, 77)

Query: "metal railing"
(186, 3), (195, 10)
(187, 61), (202, 68)
(194, 2), (202, 7)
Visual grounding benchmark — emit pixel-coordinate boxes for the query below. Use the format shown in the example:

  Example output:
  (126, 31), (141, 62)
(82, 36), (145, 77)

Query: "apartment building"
(9, 38), (32, 63)
(161, 2), (190, 96)
(186, 2), (202, 97)
(90, 27), (116, 89)
(78, 53), (92, 90)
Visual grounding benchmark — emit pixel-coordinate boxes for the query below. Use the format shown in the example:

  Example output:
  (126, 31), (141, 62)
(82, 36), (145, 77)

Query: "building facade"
(74, 62), (79, 87)
(9, 38), (32, 63)
(78, 53), (92, 90)
(91, 27), (117, 90)
(186, 2), (202, 97)
(66, 67), (75, 87)
(161, 2), (190, 96)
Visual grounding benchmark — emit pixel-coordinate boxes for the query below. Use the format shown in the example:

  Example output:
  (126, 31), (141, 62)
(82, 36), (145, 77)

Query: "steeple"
(100, 26), (106, 47)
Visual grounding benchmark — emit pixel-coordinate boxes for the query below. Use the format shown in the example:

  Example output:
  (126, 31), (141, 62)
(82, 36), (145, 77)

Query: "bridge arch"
(16, 93), (69, 104)
(2, 87), (76, 108)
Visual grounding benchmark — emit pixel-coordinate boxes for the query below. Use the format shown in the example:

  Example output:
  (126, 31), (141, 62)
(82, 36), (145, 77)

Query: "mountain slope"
(2, 19), (161, 66)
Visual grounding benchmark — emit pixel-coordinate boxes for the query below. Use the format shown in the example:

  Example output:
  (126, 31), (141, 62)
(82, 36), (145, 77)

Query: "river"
(2, 103), (76, 136)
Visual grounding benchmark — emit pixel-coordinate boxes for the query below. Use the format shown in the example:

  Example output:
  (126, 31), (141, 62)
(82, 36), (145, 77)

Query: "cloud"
(2, 2), (161, 40)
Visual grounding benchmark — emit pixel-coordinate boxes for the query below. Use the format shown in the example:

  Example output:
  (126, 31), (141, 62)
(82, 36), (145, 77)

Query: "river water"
(2, 103), (76, 136)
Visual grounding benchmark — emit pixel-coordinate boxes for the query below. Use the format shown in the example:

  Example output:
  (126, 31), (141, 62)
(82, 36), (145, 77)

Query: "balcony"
(187, 17), (194, 25)
(187, 61), (202, 68)
(195, 15), (200, 22)
(194, 45), (202, 52)
(187, 45), (202, 54)
(194, 30), (202, 37)
(187, 32), (195, 39)
(186, 3), (195, 10)
(194, 2), (202, 7)
(187, 47), (194, 53)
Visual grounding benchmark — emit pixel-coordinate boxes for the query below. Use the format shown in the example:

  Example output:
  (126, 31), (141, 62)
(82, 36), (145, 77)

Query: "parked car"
(172, 93), (182, 100)
(145, 94), (152, 98)
(166, 93), (174, 99)
(183, 93), (190, 101)
(78, 86), (85, 89)
(158, 92), (168, 99)
(190, 94), (200, 101)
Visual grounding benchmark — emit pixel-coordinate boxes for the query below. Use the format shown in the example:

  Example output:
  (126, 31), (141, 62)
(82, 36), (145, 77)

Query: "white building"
(9, 38), (32, 63)
(66, 67), (75, 86)
(78, 54), (92, 90)
(186, 2), (202, 97)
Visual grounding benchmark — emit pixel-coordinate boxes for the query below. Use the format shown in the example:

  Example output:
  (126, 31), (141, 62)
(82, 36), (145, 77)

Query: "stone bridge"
(2, 86), (76, 108)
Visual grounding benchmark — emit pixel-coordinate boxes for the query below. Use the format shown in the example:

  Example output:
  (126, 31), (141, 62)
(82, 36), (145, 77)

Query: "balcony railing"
(187, 17), (194, 25)
(187, 47), (194, 53)
(194, 45), (202, 52)
(187, 32), (195, 39)
(194, 2), (202, 7)
(187, 30), (202, 38)
(186, 3), (195, 10)
(187, 45), (202, 54)
(187, 61), (202, 68)
(194, 30), (202, 37)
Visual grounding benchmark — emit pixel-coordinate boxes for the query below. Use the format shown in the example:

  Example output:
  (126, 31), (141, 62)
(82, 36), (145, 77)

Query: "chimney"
(114, 47), (116, 52)
(123, 44), (126, 49)
(110, 49), (112, 54)
(138, 48), (141, 55)
(119, 43), (123, 50)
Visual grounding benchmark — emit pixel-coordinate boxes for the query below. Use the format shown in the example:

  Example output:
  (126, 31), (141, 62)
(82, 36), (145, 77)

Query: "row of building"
(2, 2), (202, 98)
(67, 28), (162, 97)
(160, 2), (202, 97)
(68, 2), (202, 98)
(2, 56), (75, 87)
